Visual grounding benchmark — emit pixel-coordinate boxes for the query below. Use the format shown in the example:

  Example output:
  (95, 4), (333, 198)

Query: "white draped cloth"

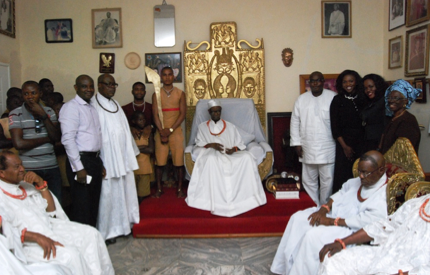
(0, 180), (113, 275)
(186, 119), (267, 217)
(319, 193), (430, 275)
(271, 174), (388, 275)
(91, 94), (140, 240)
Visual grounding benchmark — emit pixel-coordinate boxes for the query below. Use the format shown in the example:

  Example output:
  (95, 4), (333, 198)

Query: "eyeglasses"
(309, 79), (324, 84)
(99, 82), (118, 88)
(385, 96), (405, 102)
(358, 166), (382, 178)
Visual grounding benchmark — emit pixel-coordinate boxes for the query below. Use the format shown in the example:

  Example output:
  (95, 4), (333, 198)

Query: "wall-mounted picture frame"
(92, 8), (122, 49)
(406, 0), (430, 27)
(405, 24), (429, 77)
(390, 0), (406, 30)
(414, 77), (427, 103)
(45, 19), (73, 43)
(0, 0), (15, 38)
(321, 1), (351, 38)
(299, 74), (339, 94)
(99, 53), (115, 74)
(145, 52), (182, 83)
(389, 36), (403, 69)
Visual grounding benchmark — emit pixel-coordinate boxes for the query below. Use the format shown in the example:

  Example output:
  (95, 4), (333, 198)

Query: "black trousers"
(66, 154), (103, 228)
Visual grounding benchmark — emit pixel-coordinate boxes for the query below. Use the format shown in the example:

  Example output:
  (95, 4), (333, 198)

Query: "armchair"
(184, 98), (273, 180)
(353, 137), (425, 214)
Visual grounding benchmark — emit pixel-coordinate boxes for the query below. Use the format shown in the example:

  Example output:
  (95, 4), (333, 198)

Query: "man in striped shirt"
(9, 80), (62, 202)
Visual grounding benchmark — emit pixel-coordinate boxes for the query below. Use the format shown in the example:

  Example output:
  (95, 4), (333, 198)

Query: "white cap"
(207, 99), (221, 110)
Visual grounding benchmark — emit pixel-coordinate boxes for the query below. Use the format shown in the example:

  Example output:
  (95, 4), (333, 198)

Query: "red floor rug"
(133, 188), (315, 238)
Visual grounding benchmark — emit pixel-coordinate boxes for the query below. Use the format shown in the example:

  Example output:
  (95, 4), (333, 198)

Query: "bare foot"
(177, 189), (186, 198)
(152, 189), (164, 198)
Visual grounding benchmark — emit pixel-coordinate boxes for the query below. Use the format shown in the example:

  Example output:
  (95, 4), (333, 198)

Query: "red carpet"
(133, 188), (315, 238)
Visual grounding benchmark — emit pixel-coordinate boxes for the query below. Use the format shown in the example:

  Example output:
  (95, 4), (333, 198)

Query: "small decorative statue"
(281, 48), (293, 67)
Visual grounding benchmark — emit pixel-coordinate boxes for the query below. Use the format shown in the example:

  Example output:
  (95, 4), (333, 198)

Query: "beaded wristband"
(235, 147), (238, 152)
(0, 215), (2, 227)
(21, 228), (27, 243)
(399, 270), (404, 275)
(334, 217), (340, 226)
(35, 181), (48, 190)
(321, 204), (330, 212)
(334, 238), (346, 249)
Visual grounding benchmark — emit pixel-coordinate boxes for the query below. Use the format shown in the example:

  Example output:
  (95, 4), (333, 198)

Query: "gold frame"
(0, 0), (15, 38)
(406, 0), (430, 27)
(405, 24), (430, 77)
(91, 8), (123, 49)
(321, 1), (352, 38)
(389, 36), (403, 69)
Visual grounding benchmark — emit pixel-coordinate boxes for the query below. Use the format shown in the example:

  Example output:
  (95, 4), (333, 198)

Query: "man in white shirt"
(59, 75), (104, 228)
(185, 99), (267, 217)
(290, 71), (336, 206)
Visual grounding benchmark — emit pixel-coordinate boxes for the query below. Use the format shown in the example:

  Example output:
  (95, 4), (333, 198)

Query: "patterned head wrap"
(384, 79), (421, 116)
(208, 99), (221, 110)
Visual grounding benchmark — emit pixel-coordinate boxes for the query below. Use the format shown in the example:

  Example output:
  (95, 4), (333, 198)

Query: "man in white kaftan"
(290, 71), (336, 206)
(319, 193), (430, 275)
(271, 151), (388, 275)
(0, 151), (113, 275)
(92, 74), (140, 242)
(328, 4), (345, 35)
(185, 99), (267, 217)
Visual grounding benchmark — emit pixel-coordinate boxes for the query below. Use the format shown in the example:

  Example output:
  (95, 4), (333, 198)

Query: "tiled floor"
(107, 235), (281, 275)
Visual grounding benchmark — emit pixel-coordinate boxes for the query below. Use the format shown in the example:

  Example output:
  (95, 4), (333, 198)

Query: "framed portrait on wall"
(0, 0), (15, 38)
(405, 24), (429, 77)
(389, 0), (406, 30)
(145, 52), (182, 83)
(92, 8), (122, 49)
(321, 1), (351, 38)
(299, 74), (339, 94)
(389, 36), (403, 69)
(414, 77), (427, 102)
(45, 19), (73, 43)
(406, 0), (430, 26)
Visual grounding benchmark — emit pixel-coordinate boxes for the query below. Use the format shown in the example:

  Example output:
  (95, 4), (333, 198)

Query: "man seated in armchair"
(185, 99), (267, 217)
(271, 150), (388, 275)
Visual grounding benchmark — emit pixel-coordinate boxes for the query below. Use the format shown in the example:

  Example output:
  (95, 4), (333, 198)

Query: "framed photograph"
(99, 53), (115, 74)
(92, 8), (122, 49)
(389, 36), (403, 69)
(321, 1), (351, 38)
(0, 0), (15, 38)
(267, 112), (302, 174)
(405, 24), (429, 77)
(390, 0), (406, 30)
(414, 77), (427, 102)
(44, 19), (73, 43)
(145, 52), (182, 83)
(299, 74), (339, 94)
(406, 0), (430, 26)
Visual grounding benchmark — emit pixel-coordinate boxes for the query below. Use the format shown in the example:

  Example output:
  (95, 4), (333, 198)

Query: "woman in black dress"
(361, 74), (389, 152)
(330, 70), (365, 193)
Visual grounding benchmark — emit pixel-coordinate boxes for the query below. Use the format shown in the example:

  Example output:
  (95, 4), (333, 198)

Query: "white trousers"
(301, 163), (334, 207)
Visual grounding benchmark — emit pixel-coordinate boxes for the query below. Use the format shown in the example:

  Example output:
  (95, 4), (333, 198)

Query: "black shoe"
(105, 238), (116, 246)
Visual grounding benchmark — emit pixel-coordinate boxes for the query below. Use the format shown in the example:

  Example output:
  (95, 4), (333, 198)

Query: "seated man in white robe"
(319, 193), (430, 275)
(271, 150), (388, 275)
(0, 150), (114, 275)
(185, 99), (267, 217)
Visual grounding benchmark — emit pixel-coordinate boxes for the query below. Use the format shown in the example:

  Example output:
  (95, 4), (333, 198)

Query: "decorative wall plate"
(124, 52), (141, 70)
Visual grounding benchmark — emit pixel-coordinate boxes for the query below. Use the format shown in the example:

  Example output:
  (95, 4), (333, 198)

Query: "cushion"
(386, 163), (407, 178)
(247, 142), (265, 164)
(236, 126), (255, 145)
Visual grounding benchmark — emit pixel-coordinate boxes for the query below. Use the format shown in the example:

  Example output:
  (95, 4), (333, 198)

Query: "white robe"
(186, 119), (267, 217)
(319, 194), (430, 275)
(0, 180), (113, 275)
(271, 174), (388, 275)
(91, 94), (140, 240)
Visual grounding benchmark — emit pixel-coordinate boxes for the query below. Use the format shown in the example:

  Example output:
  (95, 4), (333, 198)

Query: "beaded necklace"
(419, 198), (430, 222)
(0, 185), (27, 200)
(344, 94), (359, 112)
(207, 119), (226, 136)
(96, 94), (119, 113)
(357, 176), (388, 202)
(132, 101), (146, 112)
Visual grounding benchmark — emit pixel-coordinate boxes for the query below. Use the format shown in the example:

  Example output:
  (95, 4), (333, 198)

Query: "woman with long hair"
(379, 79), (421, 154)
(361, 74), (389, 152)
(330, 70), (365, 193)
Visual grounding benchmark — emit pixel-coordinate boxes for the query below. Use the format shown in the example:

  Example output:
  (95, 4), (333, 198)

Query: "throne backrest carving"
(184, 22), (265, 143)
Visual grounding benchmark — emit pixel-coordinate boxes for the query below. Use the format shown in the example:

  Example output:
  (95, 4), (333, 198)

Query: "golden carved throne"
(183, 22), (266, 141)
(353, 137), (425, 214)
